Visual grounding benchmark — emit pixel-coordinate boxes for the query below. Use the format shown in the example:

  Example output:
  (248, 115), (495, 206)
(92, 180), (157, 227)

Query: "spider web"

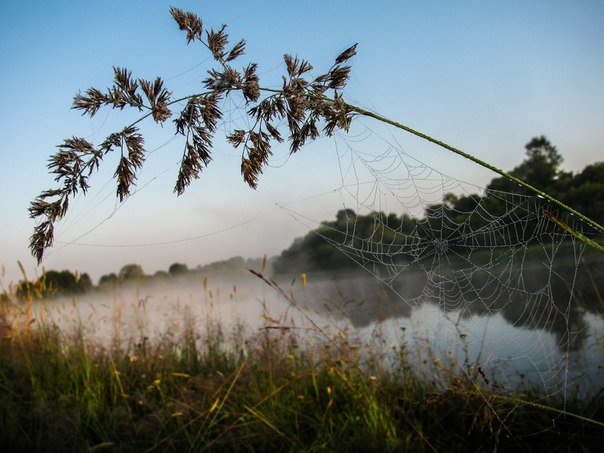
(279, 124), (604, 400)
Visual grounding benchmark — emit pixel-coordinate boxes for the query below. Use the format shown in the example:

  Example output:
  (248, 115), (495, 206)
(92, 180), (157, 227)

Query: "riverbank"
(1, 294), (602, 452)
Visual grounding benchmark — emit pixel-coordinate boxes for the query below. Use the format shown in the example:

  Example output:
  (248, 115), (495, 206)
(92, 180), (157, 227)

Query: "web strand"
(278, 126), (603, 400)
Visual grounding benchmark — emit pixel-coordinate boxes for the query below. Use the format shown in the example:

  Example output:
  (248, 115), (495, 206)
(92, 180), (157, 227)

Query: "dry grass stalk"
(29, 7), (358, 263)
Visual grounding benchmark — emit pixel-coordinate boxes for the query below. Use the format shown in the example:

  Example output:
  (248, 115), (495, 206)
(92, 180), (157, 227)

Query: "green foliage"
(563, 162), (604, 225)
(118, 263), (145, 281)
(13, 269), (91, 300)
(152, 270), (170, 281)
(487, 139), (603, 227)
(275, 209), (394, 273)
(0, 312), (601, 451)
(275, 136), (603, 274)
(487, 136), (559, 194)
(168, 262), (188, 276)
(194, 256), (257, 276)
(43, 269), (92, 295)
(98, 272), (119, 286)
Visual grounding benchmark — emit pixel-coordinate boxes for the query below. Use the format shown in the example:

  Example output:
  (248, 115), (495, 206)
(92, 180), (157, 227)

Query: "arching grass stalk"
(198, 87), (604, 252)
(543, 210), (604, 253)
(243, 85), (604, 250)
(29, 5), (604, 260)
(489, 393), (604, 429)
(344, 103), (604, 241)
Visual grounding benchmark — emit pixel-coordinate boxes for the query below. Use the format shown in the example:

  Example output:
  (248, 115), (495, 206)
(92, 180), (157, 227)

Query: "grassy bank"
(0, 290), (603, 452)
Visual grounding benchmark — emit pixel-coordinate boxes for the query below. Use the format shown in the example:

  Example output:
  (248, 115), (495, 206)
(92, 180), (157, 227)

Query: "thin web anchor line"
(342, 102), (604, 242)
(42, 162), (178, 262)
(55, 216), (264, 248)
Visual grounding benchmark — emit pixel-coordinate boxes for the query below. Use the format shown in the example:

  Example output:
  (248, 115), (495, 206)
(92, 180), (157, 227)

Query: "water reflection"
(301, 251), (603, 354)
(288, 269), (603, 396)
(27, 256), (603, 397)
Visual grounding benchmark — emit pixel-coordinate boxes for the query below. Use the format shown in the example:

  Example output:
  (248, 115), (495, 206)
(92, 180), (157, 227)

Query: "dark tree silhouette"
(118, 264), (145, 281)
(168, 262), (189, 276)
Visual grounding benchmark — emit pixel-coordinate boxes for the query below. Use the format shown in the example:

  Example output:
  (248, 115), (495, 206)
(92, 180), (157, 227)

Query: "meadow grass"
(0, 279), (603, 452)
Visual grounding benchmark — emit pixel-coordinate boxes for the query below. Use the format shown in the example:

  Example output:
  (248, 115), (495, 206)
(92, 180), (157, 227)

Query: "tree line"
(97, 256), (264, 288)
(274, 136), (603, 274)
(8, 257), (265, 300)
(11, 136), (602, 298)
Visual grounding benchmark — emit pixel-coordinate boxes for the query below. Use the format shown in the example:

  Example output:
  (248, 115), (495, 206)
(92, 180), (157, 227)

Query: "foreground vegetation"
(1, 289), (603, 452)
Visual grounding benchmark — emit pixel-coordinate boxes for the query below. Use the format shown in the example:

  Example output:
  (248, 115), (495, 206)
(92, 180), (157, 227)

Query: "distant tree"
(488, 136), (563, 195)
(192, 256), (255, 277)
(76, 273), (93, 292)
(274, 137), (603, 270)
(168, 262), (188, 276)
(13, 269), (92, 299)
(245, 256), (265, 270)
(98, 273), (119, 286)
(15, 279), (41, 300)
(43, 270), (77, 293)
(335, 209), (357, 224)
(42, 269), (92, 295)
(119, 264), (145, 281)
(201, 256), (246, 273)
(563, 162), (604, 225)
(226, 256), (245, 268)
(152, 270), (170, 280)
(523, 136), (563, 179)
(275, 209), (412, 274)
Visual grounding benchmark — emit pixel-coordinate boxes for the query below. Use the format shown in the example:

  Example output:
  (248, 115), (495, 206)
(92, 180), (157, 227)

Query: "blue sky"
(1, 0), (603, 283)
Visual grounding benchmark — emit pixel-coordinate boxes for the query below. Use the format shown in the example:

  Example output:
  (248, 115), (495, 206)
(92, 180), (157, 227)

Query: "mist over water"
(31, 268), (604, 398)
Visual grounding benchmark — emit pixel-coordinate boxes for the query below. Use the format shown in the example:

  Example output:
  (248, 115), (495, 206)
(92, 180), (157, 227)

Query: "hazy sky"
(1, 0), (604, 283)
